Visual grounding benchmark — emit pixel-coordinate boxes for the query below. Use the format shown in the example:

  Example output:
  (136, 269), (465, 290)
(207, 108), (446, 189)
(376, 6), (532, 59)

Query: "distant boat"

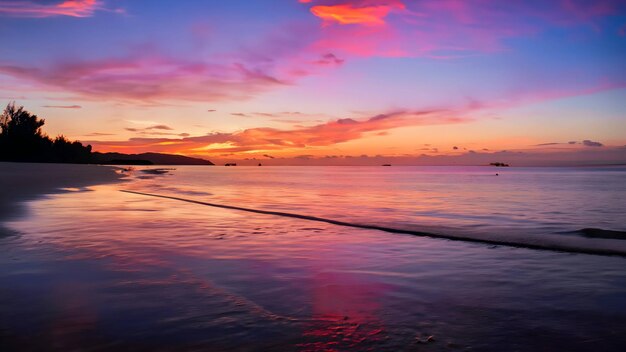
(490, 162), (510, 167)
(225, 163), (237, 166)
(382, 164), (392, 166)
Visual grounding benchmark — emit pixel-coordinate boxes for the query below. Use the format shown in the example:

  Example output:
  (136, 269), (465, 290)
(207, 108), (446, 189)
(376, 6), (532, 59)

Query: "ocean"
(1, 165), (625, 350)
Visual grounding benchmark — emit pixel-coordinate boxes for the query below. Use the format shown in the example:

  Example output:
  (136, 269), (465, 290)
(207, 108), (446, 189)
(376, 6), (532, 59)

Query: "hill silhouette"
(93, 152), (214, 165)
(0, 103), (213, 165)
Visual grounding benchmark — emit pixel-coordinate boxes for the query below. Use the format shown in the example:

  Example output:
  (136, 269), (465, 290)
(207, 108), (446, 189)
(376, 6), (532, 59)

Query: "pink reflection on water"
(9, 183), (405, 348)
(299, 270), (389, 351)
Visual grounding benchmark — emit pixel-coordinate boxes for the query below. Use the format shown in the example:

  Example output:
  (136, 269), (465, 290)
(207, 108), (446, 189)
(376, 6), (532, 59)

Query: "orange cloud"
(86, 109), (468, 155)
(309, 1), (405, 25)
(0, 0), (107, 18)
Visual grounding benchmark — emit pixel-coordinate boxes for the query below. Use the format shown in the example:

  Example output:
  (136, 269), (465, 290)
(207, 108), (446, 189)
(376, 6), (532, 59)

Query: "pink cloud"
(0, 0), (111, 18)
(0, 23), (344, 103)
(0, 55), (290, 103)
(300, 0), (625, 58)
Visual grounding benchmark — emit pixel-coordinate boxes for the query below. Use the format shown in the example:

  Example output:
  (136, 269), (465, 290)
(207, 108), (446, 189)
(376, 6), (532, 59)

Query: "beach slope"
(0, 162), (123, 232)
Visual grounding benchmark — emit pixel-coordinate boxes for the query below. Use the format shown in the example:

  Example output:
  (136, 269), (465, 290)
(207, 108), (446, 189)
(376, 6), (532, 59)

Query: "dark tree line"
(0, 102), (93, 163)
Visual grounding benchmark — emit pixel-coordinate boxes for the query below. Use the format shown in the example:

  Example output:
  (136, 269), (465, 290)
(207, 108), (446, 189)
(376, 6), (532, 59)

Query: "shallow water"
(1, 166), (626, 350)
(128, 166), (626, 233)
(121, 166), (626, 254)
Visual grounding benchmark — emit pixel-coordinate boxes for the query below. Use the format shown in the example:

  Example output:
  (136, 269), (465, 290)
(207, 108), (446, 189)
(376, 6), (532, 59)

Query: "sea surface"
(1, 165), (625, 351)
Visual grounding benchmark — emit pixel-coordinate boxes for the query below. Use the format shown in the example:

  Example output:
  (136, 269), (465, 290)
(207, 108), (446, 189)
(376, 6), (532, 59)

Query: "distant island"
(93, 152), (213, 165)
(0, 103), (213, 165)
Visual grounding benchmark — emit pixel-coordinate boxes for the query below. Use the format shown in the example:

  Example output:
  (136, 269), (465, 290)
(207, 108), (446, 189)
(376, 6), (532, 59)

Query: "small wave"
(120, 190), (626, 257)
(572, 228), (626, 240)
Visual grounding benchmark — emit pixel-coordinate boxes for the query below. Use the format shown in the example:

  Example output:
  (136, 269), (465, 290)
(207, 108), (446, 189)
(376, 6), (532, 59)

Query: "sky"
(0, 0), (625, 165)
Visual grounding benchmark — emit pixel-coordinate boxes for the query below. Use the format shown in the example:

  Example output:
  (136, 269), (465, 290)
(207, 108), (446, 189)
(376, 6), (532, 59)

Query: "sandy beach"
(0, 162), (123, 234)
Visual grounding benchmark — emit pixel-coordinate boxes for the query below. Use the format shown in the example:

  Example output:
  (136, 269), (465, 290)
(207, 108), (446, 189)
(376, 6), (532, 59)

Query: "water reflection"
(1, 170), (626, 351)
(298, 271), (388, 351)
(125, 166), (626, 240)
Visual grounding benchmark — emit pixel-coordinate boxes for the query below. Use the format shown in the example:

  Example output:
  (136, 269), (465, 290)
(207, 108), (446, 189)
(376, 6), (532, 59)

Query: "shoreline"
(2, 163), (624, 256)
(0, 162), (125, 234)
(122, 189), (626, 257)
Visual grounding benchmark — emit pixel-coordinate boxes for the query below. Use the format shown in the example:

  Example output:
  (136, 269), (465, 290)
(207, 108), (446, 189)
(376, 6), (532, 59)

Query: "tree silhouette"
(1, 103), (45, 137)
(51, 135), (93, 163)
(0, 102), (93, 163)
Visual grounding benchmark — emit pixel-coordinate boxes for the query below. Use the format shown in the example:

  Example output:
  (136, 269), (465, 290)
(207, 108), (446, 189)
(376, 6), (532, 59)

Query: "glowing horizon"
(1, 0), (625, 165)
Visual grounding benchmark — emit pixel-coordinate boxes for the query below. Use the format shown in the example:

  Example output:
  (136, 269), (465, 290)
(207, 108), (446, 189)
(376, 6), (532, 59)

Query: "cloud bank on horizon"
(0, 0), (625, 165)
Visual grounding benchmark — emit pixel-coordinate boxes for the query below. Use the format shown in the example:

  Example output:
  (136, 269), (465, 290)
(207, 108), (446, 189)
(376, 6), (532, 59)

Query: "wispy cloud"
(124, 124), (176, 136)
(146, 124), (173, 131)
(0, 0), (115, 18)
(0, 55), (289, 103)
(534, 140), (605, 147)
(41, 104), (82, 109)
(84, 132), (114, 136)
(313, 53), (345, 65)
(582, 139), (604, 147)
(0, 23), (344, 104)
(534, 142), (561, 146)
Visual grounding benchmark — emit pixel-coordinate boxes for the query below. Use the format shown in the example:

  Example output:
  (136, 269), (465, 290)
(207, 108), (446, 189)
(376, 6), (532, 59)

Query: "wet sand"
(0, 162), (123, 235)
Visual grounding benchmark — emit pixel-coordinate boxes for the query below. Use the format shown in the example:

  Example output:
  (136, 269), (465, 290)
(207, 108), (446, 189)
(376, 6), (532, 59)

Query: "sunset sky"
(1, 0), (625, 165)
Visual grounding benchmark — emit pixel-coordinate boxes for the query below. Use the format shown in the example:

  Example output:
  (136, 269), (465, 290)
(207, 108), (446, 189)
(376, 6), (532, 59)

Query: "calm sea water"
(123, 166), (626, 254)
(1, 166), (625, 351)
